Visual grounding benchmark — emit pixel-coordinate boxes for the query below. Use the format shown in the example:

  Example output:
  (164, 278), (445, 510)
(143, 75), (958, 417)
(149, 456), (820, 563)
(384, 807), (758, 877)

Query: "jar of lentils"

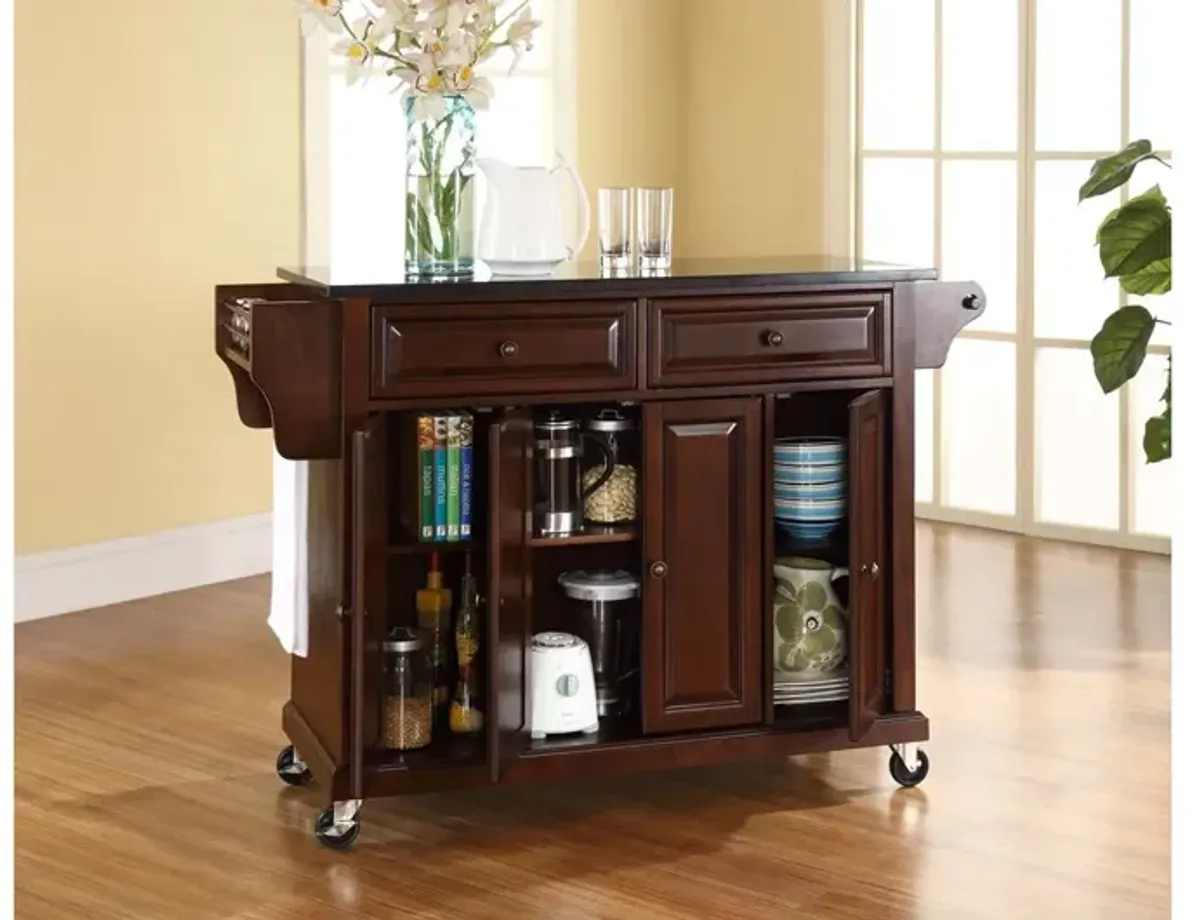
(381, 626), (433, 751)
(583, 408), (639, 526)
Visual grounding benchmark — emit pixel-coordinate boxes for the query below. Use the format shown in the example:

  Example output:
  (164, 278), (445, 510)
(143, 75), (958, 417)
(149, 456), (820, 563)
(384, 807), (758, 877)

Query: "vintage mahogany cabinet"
(215, 257), (984, 848)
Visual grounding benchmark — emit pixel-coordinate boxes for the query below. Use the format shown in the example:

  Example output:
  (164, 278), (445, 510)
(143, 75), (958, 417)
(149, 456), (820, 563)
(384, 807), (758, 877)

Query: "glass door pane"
(1035, 347), (1120, 529)
(862, 158), (935, 267)
(942, 0), (1019, 151)
(1033, 160), (1122, 339)
(1035, 0), (1122, 151)
(862, 0), (935, 150)
(1130, 0), (1175, 151)
(942, 340), (1017, 515)
(942, 161), (1018, 333)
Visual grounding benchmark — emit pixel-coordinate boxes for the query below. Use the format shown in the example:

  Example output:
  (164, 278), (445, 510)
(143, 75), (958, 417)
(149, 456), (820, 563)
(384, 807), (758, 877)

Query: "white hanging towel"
(268, 448), (310, 657)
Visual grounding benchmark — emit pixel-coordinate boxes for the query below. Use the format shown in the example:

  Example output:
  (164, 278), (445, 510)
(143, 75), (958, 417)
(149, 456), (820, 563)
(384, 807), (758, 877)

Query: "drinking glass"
(597, 187), (633, 270)
(637, 187), (674, 271)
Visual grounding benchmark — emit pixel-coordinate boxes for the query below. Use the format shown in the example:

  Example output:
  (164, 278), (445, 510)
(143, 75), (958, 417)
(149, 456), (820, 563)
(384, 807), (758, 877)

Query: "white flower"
(411, 91), (446, 121)
(506, 5), (538, 47)
(462, 74), (494, 110)
(293, 0), (344, 37)
(334, 35), (374, 84)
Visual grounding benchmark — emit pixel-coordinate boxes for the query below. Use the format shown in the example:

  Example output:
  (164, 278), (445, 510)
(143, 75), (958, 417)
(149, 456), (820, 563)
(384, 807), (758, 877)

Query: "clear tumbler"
(637, 187), (674, 271)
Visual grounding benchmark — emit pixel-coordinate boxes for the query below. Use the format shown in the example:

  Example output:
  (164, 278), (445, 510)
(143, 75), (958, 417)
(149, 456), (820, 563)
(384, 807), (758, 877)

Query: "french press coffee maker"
(534, 411), (615, 536)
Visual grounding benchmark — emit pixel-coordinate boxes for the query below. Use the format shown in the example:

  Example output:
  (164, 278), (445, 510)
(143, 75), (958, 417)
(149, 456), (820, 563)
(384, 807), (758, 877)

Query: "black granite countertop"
(277, 255), (937, 297)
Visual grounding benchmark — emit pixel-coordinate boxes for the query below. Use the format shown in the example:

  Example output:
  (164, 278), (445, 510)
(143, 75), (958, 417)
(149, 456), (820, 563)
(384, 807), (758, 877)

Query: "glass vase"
(405, 94), (477, 278)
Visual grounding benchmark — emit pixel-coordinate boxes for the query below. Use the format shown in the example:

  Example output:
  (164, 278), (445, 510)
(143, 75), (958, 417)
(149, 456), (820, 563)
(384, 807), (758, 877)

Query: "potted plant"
(292, 0), (542, 276)
(1078, 139), (1172, 463)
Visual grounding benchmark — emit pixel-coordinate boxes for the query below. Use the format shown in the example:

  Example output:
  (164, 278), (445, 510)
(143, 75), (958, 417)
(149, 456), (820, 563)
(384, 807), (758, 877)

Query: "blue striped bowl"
(778, 519), (840, 544)
(774, 437), (846, 465)
(774, 480), (846, 502)
(774, 496), (846, 522)
(773, 463), (845, 486)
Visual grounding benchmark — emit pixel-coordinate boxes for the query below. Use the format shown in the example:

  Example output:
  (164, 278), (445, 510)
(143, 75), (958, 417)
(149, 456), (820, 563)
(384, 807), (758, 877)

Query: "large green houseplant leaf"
(1078, 140), (1171, 464)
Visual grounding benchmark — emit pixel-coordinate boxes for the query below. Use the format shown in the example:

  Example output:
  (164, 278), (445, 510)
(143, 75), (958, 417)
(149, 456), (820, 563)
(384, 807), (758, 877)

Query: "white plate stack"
(773, 667), (850, 706)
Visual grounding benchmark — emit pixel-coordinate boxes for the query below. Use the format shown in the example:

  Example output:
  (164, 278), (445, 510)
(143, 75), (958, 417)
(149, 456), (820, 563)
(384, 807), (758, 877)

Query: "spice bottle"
(416, 552), (454, 718)
(380, 627), (433, 751)
(450, 557), (485, 735)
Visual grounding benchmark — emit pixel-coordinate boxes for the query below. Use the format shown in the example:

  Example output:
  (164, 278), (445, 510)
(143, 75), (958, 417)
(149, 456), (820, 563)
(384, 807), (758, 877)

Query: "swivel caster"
(888, 744), (930, 788)
(275, 745), (312, 787)
(314, 799), (362, 850)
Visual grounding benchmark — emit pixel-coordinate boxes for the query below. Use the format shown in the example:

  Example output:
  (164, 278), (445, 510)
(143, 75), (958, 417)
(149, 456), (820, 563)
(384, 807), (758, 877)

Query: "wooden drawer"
(648, 293), (890, 387)
(371, 300), (637, 398)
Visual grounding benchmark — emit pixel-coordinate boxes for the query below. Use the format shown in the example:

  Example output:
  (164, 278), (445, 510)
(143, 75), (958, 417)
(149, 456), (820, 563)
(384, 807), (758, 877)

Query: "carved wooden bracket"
(912, 281), (987, 369)
(214, 286), (343, 460)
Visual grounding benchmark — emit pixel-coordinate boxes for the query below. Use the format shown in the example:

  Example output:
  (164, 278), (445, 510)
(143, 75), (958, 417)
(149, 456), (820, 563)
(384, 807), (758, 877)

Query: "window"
(856, 0), (1172, 552)
(302, 0), (576, 272)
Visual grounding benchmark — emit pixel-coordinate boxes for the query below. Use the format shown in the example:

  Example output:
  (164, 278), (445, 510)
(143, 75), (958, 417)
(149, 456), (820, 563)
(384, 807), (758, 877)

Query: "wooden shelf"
(388, 539), (482, 556)
(531, 524), (638, 548)
(368, 732), (485, 772)
(523, 712), (644, 755)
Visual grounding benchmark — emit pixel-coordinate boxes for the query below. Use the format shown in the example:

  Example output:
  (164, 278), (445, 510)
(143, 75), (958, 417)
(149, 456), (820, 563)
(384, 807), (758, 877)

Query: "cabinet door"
(848, 390), (888, 741)
(487, 409), (532, 782)
(643, 398), (763, 733)
(350, 415), (388, 799)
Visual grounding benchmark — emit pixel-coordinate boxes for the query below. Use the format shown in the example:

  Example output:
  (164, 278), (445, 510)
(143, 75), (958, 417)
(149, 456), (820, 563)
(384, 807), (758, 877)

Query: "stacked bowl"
(773, 437), (847, 544)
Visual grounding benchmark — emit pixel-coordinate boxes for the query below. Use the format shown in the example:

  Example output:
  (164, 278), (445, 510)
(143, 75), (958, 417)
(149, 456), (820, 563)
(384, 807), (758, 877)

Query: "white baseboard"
(14, 513), (273, 623)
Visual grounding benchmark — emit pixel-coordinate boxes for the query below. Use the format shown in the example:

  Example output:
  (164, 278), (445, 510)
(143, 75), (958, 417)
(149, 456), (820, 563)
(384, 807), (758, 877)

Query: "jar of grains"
(582, 409), (639, 526)
(380, 626), (433, 751)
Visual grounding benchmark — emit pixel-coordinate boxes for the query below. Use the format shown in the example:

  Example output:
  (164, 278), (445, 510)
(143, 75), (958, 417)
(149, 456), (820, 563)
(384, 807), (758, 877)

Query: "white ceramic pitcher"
(477, 153), (591, 276)
(772, 557), (850, 677)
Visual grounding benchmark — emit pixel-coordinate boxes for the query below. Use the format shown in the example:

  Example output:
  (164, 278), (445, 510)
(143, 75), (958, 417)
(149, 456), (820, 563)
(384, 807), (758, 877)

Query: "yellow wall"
(14, 0), (300, 554)
(14, 0), (836, 556)
(681, 0), (833, 258)
(576, 0), (687, 197)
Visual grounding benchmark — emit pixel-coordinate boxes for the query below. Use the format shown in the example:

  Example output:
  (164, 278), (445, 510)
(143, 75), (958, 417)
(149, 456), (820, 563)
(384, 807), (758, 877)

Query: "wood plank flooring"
(14, 523), (1170, 919)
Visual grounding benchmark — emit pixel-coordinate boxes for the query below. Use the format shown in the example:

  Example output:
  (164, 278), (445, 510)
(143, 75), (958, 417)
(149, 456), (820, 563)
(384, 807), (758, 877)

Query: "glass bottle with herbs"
(450, 559), (485, 735)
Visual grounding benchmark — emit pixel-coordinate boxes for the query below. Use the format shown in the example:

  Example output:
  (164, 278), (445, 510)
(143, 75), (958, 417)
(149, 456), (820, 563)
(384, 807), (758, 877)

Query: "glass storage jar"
(583, 409), (639, 526)
(381, 626), (433, 751)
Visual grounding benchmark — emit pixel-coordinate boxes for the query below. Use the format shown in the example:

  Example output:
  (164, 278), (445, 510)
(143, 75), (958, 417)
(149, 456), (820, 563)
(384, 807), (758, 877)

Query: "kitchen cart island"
(215, 257), (984, 849)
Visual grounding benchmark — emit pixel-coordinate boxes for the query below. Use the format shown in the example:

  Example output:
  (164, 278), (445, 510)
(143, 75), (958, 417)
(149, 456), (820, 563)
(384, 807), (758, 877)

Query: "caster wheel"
(275, 745), (312, 787)
(888, 748), (930, 788)
(314, 808), (361, 850)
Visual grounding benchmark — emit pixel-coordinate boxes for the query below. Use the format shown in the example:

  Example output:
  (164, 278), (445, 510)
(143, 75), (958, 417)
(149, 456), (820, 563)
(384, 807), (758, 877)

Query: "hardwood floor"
(14, 523), (1170, 919)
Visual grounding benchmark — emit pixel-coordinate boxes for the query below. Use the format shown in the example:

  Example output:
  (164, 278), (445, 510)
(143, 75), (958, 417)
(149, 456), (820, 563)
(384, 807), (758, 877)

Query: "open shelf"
(531, 524), (638, 548)
(769, 700), (848, 733)
(388, 539), (482, 556)
(523, 712), (644, 755)
(368, 733), (485, 773)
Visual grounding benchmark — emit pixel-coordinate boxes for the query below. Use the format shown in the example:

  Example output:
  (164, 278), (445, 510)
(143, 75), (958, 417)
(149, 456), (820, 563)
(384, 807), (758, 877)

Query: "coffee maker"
(557, 570), (640, 717)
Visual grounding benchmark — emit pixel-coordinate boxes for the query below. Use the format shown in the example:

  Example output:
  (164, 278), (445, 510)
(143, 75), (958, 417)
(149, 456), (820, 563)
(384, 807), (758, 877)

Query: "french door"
(855, 0), (1172, 552)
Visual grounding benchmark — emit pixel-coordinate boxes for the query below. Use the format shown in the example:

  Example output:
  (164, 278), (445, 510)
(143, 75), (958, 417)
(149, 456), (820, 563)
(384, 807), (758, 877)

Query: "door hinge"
(884, 666), (893, 695)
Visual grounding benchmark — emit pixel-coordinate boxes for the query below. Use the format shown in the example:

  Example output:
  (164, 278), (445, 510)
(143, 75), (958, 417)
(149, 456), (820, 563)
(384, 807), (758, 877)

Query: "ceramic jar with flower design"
(772, 557), (850, 676)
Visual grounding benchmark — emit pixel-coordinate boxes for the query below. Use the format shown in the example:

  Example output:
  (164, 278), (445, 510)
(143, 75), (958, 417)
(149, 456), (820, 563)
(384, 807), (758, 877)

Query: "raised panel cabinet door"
(350, 415), (388, 798)
(487, 409), (532, 782)
(643, 398), (764, 733)
(848, 390), (888, 742)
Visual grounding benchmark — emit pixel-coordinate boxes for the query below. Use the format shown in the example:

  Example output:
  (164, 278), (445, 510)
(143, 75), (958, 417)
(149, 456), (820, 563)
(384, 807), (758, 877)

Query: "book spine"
(417, 415), (435, 541)
(446, 414), (461, 542)
(460, 413), (473, 539)
(433, 414), (448, 542)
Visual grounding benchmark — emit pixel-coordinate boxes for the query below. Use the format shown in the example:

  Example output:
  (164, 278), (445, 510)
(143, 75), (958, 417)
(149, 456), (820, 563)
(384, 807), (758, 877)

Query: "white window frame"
(852, 0), (1170, 555)
(299, 1), (578, 267)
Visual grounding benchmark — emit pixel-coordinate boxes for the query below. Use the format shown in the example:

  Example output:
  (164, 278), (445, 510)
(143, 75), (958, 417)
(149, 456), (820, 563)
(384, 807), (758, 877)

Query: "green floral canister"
(773, 557), (850, 676)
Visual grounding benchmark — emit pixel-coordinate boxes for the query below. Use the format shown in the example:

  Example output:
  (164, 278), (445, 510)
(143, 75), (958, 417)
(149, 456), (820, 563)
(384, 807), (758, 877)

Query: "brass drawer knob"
(765, 330), (784, 347)
(498, 340), (519, 359)
(650, 561), (668, 579)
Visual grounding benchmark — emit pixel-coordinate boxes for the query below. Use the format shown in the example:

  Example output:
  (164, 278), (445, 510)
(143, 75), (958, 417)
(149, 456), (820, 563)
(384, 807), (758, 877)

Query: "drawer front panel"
(649, 293), (889, 387)
(372, 301), (637, 398)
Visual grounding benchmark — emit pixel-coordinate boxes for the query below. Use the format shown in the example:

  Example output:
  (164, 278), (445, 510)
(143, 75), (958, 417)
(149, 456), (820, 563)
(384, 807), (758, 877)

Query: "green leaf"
(1119, 257), (1172, 296)
(774, 578), (798, 604)
(1090, 305), (1156, 394)
(1079, 140), (1163, 201)
(1096, 185), (1171, 281)
(1142, 356), (1171, 463)
(1143, 413), (1170, 463)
